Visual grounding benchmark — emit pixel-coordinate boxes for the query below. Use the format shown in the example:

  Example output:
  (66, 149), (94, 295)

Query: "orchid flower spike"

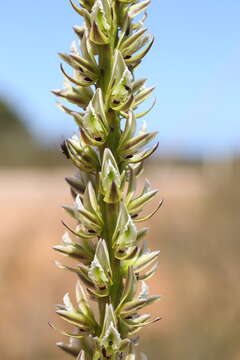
(51, 0), (162, 359)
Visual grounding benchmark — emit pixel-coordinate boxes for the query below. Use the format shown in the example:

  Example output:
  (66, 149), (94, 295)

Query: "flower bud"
(133, 243), (160, 274)
(89, 0), (112, 45)
(128, 179), (158, 214)
(112, 203), (138, 259)
(66, 134), (100, 173)
(56, 292), (94, 332)
(52, 81), (92, 108)
(71, 88), (109, 146)
(118, 112), (158, 162)
(108, 51), (133, 111)
(97, 304), (130, 357)
(100, 148), (124, 203)
(88, 240), (112, 295)
(53, 232), (89, 261)
(120, 28), (150, 60)
(64, 192), (103, 235)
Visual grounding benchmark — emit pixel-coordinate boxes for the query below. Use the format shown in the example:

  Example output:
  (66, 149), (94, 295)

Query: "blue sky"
(0, 0), (239, 156)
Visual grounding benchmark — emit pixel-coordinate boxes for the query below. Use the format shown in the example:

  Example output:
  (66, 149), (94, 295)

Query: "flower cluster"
(51, 0), (162, 359)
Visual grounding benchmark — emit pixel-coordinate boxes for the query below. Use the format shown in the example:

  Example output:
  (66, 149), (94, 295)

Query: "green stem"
(98, 297), (107, 327)
(98, 44), (113, 97)
(103, 201), (123, 308)
(96, 2), (124, 311)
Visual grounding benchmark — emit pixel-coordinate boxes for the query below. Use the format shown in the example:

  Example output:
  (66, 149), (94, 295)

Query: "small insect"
(60, 140), (70, 159)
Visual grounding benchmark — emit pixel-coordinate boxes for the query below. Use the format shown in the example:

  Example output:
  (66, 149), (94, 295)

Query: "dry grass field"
(0, 161), (239, 360)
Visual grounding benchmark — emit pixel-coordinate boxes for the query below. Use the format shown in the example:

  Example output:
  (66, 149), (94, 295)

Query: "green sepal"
(132, 78), (147, 93)
(125, 37), (154, 65)
(83, 182), (102, 223)
(120, 131), (158, 159)
(55, 292), (97, 332)
(130, 11), (148, 32)
(78, 0), (94, 11)
(137, 262), (158, 280)
(49, 322), (88, 338)
(128, 0), (151, 19)
(121, 313), (161, 335)
(69, 0), (91, 21)
(79, 26), (98, 63)
(124, 142), (159, 163)
(56, 339), (81, 357)
(122, 33), (150, 61)
(125, 166), (137, 204)
(55, 261), (94, 288)
(133, 246), (160, 273)
(56, 309), (90, 329)
(134, 199), (163, 223)
(116, 266), (137, 312)
(53, 232), (89, 261)
(121, 294), (160, 315)
(135, 98), (156, 119)
(76, 281), (99, 328)
(135, 227), (149, 242)
(101, 304), (117, 333)
(118, 111), (136, 150)
(63, 202), (101, 233)
(120, 28), (148, 53)
(52, 84), (92, 109)
(65, 176), (86, 195)
(115, 245), (138, 261)
(62, 220), (98, 240)
(59, 52), (97, 76)
(128, 181), (158, 214)
(134, 86), (155, 108)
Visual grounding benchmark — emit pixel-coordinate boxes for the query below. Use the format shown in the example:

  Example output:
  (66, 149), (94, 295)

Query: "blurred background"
(0, 0), (240, 359)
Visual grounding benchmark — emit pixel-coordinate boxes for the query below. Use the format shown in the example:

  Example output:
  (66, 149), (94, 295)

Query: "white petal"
(63, 293), (75, 312)
(139, 281), (149, 300)
(74, 194), (84, 211)
(62, 232), (72, 245)
(70, 40), (79, 55)
(139, 120), (148, 135)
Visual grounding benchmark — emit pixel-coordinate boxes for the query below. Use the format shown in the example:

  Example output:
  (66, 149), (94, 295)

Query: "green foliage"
(0, 98), (68, 167)
(52, 1), (161, 359)
(0, 98), (35, 166)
